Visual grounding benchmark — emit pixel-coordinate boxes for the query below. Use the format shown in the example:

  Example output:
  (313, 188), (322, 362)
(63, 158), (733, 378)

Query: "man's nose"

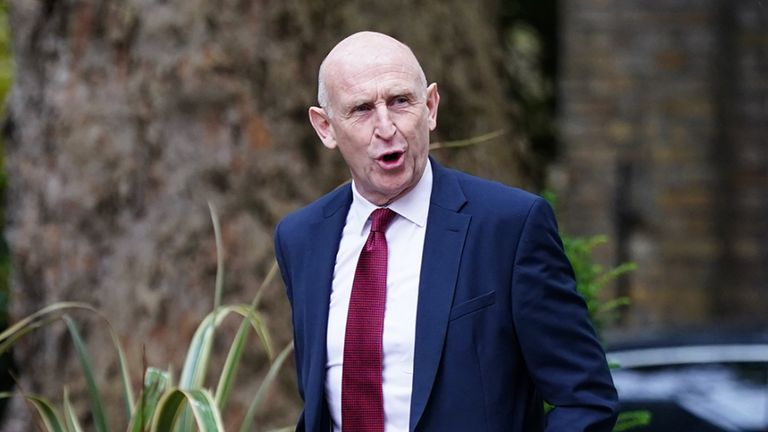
(373, 105), (396, 140)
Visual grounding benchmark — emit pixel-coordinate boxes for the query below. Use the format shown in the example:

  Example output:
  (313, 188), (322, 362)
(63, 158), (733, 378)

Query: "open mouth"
(375, 150), (405, 169)
(380, 151), (403, 163)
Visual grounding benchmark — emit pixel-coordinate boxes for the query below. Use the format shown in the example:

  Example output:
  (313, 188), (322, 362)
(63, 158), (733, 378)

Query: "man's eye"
(392, 96), (409, 105)
(352, 104), (371, 113)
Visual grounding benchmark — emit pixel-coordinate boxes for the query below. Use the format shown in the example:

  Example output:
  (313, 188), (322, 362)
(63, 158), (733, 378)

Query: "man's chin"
(380, 183), (419, 205)
(361, 182), (404, 206)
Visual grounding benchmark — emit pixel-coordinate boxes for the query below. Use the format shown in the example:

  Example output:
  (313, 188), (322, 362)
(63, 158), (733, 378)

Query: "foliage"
(0, 205), (293, 431)
(613, 411), (653, 432)
(562, 234), (635, 334)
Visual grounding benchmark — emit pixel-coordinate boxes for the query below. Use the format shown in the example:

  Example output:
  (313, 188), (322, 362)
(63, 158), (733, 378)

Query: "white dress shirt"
(326, 161), (433, 432)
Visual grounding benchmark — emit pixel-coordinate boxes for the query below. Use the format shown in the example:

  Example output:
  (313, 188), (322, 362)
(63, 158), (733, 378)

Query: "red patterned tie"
(342, 207), (397, 432)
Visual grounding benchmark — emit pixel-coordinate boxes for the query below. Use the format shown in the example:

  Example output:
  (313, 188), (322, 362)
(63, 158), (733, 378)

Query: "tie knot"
(369, 208), (397, 233)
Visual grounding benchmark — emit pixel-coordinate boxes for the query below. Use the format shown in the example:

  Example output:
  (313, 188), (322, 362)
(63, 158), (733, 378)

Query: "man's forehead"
(336, 60), (417, 85)
(328, 44), (418, 75)
(324, 32), (419, 76)
(324, 51), (422, 95)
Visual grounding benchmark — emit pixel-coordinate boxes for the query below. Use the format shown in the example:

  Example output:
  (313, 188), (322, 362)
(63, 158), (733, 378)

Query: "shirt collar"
(349, 160), (433, 235)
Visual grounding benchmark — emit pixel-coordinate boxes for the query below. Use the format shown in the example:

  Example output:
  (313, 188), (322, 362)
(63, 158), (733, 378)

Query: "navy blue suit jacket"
(274, 159), (618, 431)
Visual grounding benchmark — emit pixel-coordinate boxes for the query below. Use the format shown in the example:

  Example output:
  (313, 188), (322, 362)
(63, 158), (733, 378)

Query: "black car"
(606, 328), (768, 431)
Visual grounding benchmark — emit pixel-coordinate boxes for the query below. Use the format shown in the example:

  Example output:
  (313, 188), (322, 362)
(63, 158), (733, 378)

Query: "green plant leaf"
(214, 259), (279, 412)
(209, 201), (224, 312)
(151, 388), (224, 432)
(179, 304), (272, 390)
(62, 315), (109, 432)
(0, 302), (135, 421)
(596, 262), (638, 288)
(0, 392), (65, 432)
(0, 316), (57, 354)
(0, 302), (93, 354)
(110, 324), (135, 419)
(239, 342), (294, 432)
(168, 203), (228, 432)
(214, 312), (251, 412)
(128, 367), (171, 432)
(179, 316), (215, 391)
(63, 387), (85, 432)
(28, 395), (67, 432)
(614, 410), (652, 431)
(596, 297), (632, 314)
(177, 304), (272, 432)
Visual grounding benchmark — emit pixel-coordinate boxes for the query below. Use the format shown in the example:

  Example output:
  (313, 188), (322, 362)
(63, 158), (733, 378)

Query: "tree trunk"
(4, 0), (524, 429)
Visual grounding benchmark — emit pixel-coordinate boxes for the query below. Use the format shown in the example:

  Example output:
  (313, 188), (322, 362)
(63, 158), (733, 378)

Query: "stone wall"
(558, 0), (767, 329)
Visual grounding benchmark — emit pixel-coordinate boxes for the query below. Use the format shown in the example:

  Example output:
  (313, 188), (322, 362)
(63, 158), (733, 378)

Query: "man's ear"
(308, 106), (337, 149)
(426, 83), (440, 131)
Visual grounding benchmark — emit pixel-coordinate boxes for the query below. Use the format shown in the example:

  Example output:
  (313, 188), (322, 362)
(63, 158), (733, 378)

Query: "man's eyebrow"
(340, 87), (421, 110)
(343, 99), (372, 111)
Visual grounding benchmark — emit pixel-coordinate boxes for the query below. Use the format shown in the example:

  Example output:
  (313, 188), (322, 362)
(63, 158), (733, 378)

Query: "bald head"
(317, 31), (428, 116)
(307, 31), (440, 205)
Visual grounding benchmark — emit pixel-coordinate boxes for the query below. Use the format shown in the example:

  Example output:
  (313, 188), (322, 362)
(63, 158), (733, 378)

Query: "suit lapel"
(409, 160), (470, 431)
(303, 184), (351, 431)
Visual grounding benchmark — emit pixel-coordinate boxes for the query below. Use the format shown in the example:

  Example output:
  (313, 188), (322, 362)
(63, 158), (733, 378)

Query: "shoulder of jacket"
(449, 168), (541, 206)
(276, 183), (351, 231)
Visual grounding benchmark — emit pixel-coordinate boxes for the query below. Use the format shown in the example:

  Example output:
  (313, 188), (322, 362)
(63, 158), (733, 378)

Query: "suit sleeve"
(511, 198), (619, 432)
(273, 221), (308, 431)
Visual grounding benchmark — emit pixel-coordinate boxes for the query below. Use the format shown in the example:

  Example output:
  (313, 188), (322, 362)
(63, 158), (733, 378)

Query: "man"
(274, 31), (618, 431)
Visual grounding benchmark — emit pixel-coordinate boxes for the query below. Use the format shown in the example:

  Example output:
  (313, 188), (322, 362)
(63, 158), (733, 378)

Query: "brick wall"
(558, 0), (767, 329)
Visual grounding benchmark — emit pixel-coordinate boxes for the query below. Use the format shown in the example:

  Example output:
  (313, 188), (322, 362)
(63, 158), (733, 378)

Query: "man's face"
(309, 45), (439, 206)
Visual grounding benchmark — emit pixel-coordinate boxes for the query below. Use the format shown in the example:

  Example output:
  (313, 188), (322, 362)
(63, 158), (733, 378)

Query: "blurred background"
(0, 0), (765, 430)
